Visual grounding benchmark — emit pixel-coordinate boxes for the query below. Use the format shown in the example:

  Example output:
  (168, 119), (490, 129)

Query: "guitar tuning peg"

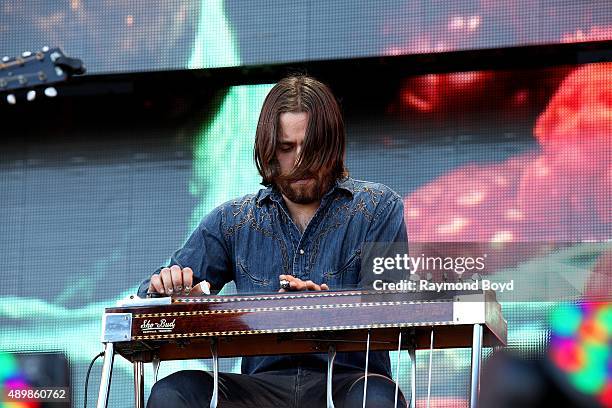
(6, 94), (16, 105)
(27, 90), (36, 101)
(22, 51), (32, 58)
(42, 46), (50, 52)
(44, 87), (58, 98)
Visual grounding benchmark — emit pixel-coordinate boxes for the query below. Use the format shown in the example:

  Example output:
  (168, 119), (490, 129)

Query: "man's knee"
(148, 380), (184, 408)
(342, 374), (407, 408)
(147, 370), (213, 408)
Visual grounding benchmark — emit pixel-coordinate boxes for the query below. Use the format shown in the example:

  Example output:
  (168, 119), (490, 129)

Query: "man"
(139, 76), (408, 407)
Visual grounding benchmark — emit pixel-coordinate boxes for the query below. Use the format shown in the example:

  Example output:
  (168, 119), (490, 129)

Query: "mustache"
(276, 170), (317, 183)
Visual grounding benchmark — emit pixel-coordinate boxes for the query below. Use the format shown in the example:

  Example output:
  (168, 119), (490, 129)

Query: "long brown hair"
(254, 75), (348, 186)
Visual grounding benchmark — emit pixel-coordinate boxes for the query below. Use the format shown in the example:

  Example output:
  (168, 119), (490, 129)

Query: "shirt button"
(299, 249), (305, 255)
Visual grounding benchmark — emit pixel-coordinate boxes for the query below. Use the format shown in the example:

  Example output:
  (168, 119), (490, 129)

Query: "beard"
(275, 172), (334, 204)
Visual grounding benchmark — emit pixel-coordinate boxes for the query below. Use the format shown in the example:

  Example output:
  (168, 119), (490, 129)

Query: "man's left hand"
(278, 274), (329, 292)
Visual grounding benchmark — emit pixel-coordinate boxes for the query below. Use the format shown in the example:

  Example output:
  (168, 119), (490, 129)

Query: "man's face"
(274, 111), (333, 204)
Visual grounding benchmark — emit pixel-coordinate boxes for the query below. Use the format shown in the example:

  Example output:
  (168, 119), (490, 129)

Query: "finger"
(149, 274), (165, 294)
(182, 267), (193, 294)
(291, 278), (307, 291)
(160, 267), (174, 295)
(170, 265), (183, 293)
(190, 282), (202, 295)
(304, 280), (321, 291)
(321, 283), (329, 291)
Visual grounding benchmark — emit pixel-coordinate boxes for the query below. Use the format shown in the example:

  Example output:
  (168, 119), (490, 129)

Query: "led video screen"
(0, 62), (610, 406)
(1, 1), (610, 73)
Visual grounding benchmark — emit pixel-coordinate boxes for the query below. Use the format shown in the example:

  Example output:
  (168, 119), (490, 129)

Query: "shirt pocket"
(236, 257), (272, 293)
(322, 248), (361, 289)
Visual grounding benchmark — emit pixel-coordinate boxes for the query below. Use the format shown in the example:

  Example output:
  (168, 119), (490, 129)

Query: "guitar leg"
(96, 342), (115, 408)
(470, 324), (483, 408)
(133, 361), (144, 408)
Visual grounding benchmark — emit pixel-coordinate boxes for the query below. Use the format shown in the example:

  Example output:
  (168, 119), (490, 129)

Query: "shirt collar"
(256, 177), (354, 205)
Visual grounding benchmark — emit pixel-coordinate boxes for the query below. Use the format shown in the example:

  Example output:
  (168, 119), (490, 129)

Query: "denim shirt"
(138, 177), (408, 376)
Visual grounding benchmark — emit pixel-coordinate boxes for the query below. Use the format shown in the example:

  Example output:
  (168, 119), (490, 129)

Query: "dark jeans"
(147, 367), (407, 408)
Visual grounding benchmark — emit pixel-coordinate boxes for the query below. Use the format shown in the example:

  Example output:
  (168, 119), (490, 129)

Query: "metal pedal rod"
(327, 344), (337, 408)
(394, 330), (403, 408)
(362, 330), (371, 408)
(152, 355), (160, 383)
(408, 347), (416, 408)
(210, 338), (219, 408)
(426, 328), (434, 408)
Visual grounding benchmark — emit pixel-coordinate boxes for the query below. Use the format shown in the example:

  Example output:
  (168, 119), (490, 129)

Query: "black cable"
(84, 351), (105, 408)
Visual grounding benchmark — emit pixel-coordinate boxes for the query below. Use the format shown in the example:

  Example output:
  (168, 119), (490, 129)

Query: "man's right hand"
(147, 265), (210, 296)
